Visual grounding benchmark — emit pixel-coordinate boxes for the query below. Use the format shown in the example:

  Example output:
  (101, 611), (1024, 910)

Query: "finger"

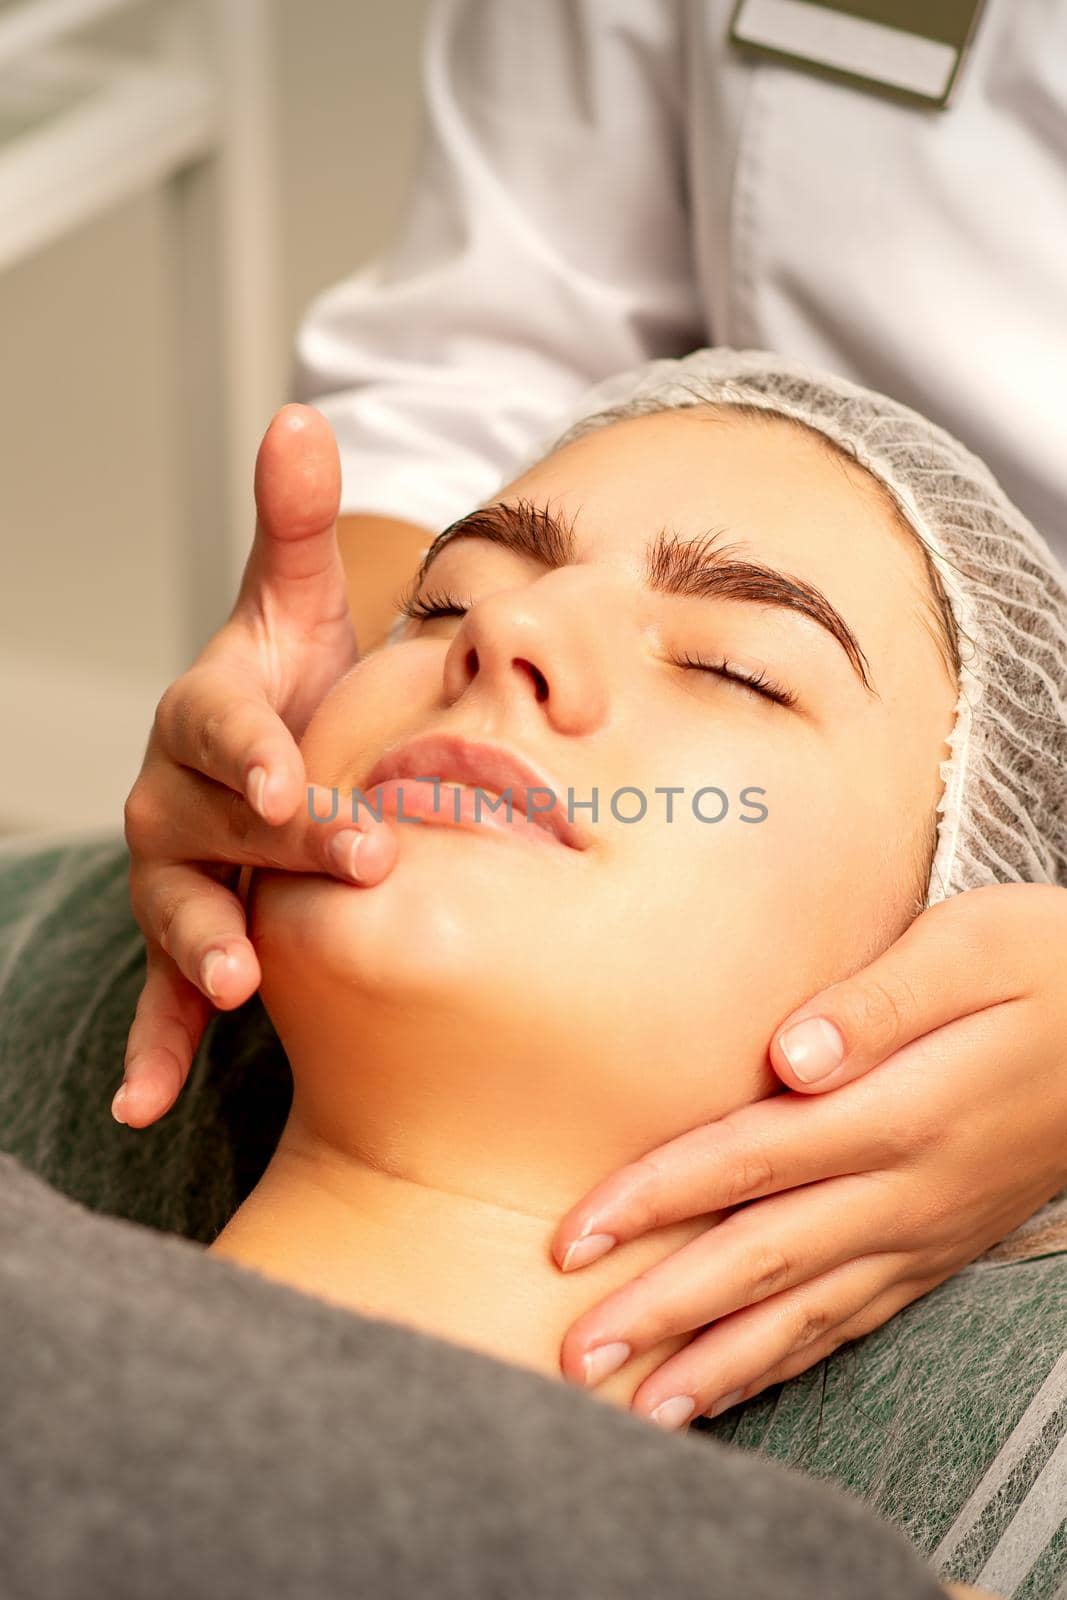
(240, 403), (352, 638)
(668, 1273), (940, 1427)
(125, 765), (399, 887)
(128, 797), (397, 1005)
(128, 859), (261, 1010)
(624, 1252), (911, 1431)
(552, 1087), (895, 1266)
(114, 946), (213, 1128)
(768, 883), (1038, 1094)
(151, 666), (310, 825)
(559, 1173), (900, 1385)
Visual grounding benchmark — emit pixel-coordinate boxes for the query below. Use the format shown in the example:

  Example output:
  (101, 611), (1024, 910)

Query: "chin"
(249, 829), (562, 1010)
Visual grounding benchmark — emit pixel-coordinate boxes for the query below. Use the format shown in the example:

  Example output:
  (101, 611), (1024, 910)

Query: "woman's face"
(250, 408), (958, 1154)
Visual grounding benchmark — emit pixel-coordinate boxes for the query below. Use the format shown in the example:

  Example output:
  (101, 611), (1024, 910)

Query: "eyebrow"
(406, 498), (876, 694)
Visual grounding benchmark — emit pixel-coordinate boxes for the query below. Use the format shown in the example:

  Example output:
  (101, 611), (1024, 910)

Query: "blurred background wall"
(0, 0), (431, 836)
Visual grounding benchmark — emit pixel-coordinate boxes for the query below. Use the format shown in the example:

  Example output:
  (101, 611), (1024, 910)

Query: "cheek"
(609, 734), (914, 1051)
(756, 724), (938, 959)
(298, 643), (447, 788)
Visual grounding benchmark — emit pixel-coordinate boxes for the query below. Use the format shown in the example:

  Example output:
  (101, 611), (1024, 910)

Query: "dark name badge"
(729, 0), (989, 110)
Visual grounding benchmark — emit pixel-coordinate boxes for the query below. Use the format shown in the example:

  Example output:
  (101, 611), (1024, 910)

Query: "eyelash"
(400, 588), (468, 622)
(674, 651), (797, 707)
(399, 591), (798, 708)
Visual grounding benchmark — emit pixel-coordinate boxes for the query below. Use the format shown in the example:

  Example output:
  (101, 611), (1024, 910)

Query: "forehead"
(493, 406), (936, 678)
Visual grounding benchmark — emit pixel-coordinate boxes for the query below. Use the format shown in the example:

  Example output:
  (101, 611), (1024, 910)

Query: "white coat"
(294, 0), (1067, 568)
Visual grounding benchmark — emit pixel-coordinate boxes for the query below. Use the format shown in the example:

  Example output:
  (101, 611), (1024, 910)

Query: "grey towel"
(1, 1149), (949, 1600)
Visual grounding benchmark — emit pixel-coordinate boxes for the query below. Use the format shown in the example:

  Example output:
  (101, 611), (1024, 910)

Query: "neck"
(207, 947), (741, 1412)
(208, 1101), (719, 1412)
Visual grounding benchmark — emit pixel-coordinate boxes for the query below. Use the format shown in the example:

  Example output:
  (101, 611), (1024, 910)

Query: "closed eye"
(398, 589), (469, 623)
(398, 591), (798, 708)
(673, 651), (797, 708)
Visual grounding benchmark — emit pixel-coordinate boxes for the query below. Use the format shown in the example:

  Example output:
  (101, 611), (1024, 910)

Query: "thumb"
(768, 892), (1017, 1093)
(239, 403), (350, 637)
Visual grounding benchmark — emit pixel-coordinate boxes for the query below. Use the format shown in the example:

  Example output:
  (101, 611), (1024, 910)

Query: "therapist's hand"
(552, 882), (1067, 1429)
(119, 405), (398, 1129)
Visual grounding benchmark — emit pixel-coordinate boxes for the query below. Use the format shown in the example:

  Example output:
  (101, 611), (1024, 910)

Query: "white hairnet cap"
(511, 346), (1067, 909)
(508, 345), (1067, 1266)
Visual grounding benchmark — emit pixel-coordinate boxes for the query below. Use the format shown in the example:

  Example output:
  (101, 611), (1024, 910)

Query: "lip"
(361, 732), (590, 851)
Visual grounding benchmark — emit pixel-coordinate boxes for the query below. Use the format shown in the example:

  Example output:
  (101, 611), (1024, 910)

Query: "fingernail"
(329, 828), (365, 880)
(561, 1232), (616, 1272)
(111, 1082), (129, 1124)
(200, 948), (230, 999)
(582, 1341), (631, 1387)
(649, 1395), (696, 1431)
(777, 1017), (845, 1082)
(247, 764), (269, 817)
(707, 1387), (744, 1419)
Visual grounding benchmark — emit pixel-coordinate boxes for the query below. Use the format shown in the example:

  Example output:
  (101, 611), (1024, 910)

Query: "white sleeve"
(293, 0), (704, 532)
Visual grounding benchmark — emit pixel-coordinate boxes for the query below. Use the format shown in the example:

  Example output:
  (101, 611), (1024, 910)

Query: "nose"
(439, 565), (621, 735)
